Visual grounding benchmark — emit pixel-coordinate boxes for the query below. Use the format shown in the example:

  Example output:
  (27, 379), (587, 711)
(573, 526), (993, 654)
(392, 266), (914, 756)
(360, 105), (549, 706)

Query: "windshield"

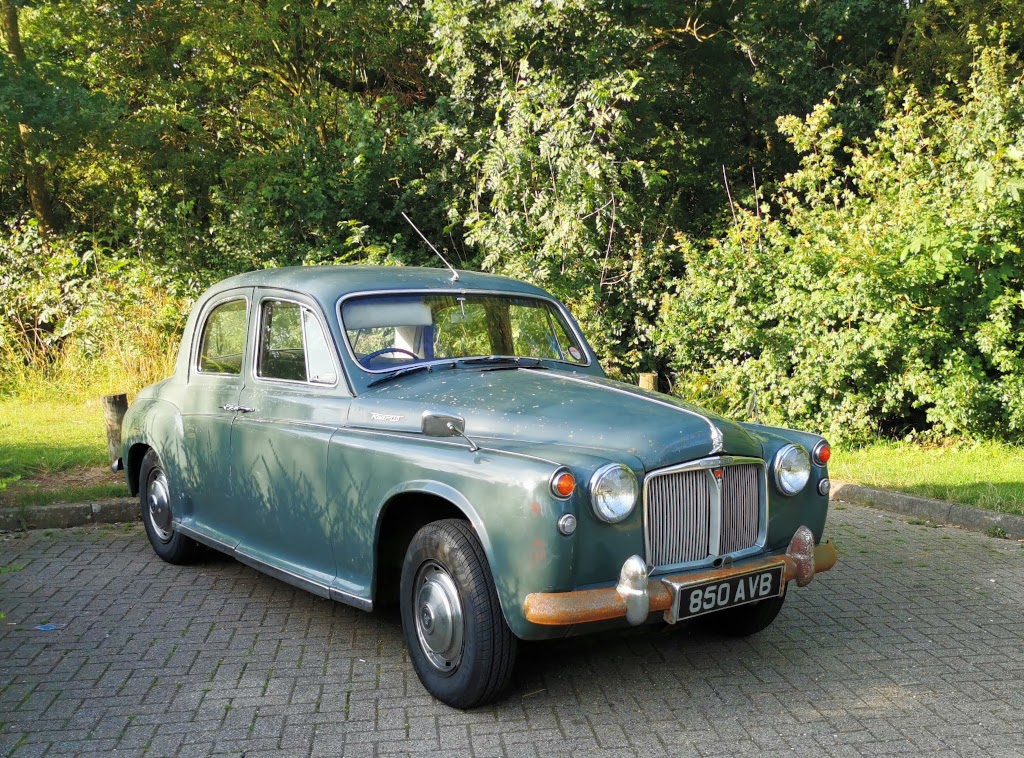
(340, 293), (588, 371)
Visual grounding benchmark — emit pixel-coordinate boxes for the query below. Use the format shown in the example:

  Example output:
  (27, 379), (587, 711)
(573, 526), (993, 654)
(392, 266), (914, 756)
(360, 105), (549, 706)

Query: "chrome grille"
(644, 458), (764, 568)
(645, 470), (711, 566)
(720, 464), (761, 554)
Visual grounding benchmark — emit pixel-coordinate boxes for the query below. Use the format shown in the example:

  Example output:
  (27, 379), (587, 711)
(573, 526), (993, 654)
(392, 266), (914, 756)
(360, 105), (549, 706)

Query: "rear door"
(229, 289), (350, 592)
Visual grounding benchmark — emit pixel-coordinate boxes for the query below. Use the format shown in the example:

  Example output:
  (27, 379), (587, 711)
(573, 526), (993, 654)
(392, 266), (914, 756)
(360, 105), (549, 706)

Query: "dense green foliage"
(2, 0), (1022, 443)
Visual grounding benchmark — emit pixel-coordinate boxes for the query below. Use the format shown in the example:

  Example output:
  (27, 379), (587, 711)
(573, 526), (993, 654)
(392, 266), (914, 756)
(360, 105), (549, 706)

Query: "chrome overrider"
(522, 525), (838, 627)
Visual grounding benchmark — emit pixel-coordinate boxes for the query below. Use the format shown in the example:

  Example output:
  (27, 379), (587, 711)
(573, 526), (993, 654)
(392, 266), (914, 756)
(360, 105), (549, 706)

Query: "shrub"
(656, 43), (1024, 443)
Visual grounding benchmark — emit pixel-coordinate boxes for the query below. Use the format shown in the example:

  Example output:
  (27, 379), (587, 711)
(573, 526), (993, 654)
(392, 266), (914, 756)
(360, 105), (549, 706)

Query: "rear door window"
(197, 299), (248, 374)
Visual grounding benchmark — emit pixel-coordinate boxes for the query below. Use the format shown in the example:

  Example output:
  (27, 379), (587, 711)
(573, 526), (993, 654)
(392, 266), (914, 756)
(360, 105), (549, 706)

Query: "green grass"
(833, 441), (1024, 517)
(9, 483), (129, 507)
(0, 398), (111, 477)
(0, 398), (129, 507)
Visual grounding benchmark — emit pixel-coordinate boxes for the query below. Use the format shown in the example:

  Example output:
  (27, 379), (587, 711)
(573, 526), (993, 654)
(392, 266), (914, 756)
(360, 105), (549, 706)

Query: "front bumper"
(523, 526), (838, 627)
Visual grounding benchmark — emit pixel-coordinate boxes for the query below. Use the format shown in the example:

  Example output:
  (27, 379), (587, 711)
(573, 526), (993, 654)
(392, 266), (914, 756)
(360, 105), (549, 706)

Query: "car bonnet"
(347, 367), (763, 470)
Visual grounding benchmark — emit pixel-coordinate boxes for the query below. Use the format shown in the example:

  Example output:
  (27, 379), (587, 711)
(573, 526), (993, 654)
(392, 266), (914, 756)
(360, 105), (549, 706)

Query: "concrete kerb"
(831, 480), (1024, 540)
(0, 497), (138, 532)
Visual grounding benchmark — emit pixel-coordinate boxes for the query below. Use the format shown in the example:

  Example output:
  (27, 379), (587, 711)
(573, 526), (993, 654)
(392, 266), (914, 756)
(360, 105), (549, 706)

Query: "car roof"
(208, 265), (552, 305)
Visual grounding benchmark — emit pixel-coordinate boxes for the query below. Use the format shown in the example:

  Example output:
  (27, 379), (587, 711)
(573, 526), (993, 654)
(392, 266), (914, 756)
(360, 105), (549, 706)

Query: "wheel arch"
(126, 442), (153, 496)
(372, 481), (495, 609)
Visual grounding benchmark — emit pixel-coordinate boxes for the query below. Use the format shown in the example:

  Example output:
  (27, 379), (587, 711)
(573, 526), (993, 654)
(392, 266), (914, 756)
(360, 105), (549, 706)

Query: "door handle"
(220, 404), (256, 413)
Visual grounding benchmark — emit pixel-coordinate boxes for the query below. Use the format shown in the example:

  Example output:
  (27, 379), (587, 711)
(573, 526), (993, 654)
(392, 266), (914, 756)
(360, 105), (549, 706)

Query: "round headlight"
(774, 444), (811, 496)
(590, 463), (638, 523)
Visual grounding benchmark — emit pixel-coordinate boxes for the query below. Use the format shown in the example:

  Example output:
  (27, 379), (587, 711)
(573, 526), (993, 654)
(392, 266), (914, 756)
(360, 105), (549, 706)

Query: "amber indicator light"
(552, 471), (576, 498)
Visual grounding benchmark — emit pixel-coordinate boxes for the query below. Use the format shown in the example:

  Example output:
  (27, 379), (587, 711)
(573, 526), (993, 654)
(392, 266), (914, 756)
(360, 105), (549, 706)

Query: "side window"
(258, 299), (337, 384)
(197, 299), (247, 374)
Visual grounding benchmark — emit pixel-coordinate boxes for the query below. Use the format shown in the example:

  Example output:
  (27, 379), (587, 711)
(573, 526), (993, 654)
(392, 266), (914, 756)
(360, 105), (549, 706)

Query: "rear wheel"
(697, 585), (787, 637)
(400, 519), (517, 708)
(139, 449), (199, 564)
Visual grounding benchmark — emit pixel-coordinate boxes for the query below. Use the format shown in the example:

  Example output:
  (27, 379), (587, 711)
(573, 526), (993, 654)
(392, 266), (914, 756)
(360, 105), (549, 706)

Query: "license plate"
(670, 564), (785, 622)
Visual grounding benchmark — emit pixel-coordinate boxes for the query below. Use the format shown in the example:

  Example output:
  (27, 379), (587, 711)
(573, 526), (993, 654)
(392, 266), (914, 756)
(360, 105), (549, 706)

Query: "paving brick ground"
(2, 502), (1024, 757)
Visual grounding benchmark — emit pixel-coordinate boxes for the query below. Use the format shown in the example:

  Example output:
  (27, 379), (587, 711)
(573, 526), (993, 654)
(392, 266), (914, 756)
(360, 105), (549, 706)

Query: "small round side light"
(557, 514), (577, 536)
(818, 478), (831, 497)
(551, 468), (576, 499)
(812, 440), (831, 466)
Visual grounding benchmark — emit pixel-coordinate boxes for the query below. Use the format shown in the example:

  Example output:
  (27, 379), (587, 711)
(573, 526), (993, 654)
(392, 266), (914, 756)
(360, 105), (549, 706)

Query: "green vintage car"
(118, 265), (837, 708)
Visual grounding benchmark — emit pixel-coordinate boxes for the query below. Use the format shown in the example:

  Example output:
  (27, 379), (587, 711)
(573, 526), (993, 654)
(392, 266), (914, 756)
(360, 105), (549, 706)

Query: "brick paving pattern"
(2, 502), (1023, 757)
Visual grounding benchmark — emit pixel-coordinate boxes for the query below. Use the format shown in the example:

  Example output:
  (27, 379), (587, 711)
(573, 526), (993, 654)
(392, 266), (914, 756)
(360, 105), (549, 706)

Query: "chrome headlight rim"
(589, 463), (639, 523)
(774, 443), (811, 496)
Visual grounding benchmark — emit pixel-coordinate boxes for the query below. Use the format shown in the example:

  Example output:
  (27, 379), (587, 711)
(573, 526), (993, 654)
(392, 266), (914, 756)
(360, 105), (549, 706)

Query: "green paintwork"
(122, 265), (831, 641)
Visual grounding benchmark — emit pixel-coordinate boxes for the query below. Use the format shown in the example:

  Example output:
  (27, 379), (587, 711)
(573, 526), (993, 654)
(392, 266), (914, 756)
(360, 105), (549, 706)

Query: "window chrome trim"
(335, 288), (594, 375)
(193, 294), (250, 377)
(642, 455), (769, 574)
(251, 294), (341, 389)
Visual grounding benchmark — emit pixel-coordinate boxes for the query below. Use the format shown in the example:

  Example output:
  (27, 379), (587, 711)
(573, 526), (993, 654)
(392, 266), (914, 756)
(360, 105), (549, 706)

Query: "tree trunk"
(1, 0), (57, 235)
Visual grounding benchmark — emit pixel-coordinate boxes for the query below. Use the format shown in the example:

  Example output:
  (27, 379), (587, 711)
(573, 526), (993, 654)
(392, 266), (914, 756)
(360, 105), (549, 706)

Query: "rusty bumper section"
(523, 531), (838, 627)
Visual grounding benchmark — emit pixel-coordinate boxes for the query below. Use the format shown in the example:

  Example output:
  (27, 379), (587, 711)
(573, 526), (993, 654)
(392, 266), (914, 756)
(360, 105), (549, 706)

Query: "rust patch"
(530, 501), (542, 516)
(531, 538), (546, 564)
(523, 540), (839, 626)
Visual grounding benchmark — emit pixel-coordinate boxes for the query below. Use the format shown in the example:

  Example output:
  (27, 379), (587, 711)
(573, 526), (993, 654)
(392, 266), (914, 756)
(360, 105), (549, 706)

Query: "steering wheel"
(362, 347), (418, 367)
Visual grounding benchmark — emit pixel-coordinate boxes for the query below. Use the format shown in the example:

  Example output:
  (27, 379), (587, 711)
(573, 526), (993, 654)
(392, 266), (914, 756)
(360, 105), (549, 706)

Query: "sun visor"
(343, 300), (433, 329)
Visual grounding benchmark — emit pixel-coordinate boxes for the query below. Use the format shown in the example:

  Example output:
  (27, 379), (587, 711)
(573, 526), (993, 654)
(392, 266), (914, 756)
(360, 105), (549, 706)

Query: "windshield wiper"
(458, 356), (548, 371)
(366, 363), (436, 388)
(458, 355), (519, 365)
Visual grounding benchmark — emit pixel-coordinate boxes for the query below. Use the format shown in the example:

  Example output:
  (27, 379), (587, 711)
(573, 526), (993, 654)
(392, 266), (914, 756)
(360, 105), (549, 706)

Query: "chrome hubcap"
(147, 470), (173, 542)
(413, 561), (464, 673)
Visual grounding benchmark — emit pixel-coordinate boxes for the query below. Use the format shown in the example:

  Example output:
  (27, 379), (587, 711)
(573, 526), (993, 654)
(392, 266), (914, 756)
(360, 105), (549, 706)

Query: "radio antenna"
(401, 212), (459, 282)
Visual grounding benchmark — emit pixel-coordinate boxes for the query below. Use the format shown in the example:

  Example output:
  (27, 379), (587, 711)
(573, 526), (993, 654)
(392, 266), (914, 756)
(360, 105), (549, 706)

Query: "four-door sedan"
(117, 265), (837, 708)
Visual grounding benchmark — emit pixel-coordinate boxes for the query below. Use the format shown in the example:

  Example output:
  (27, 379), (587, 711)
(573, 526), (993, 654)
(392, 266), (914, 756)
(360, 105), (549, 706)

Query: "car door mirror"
(421, 412), (465, 438)
(421, 412), (480, 452)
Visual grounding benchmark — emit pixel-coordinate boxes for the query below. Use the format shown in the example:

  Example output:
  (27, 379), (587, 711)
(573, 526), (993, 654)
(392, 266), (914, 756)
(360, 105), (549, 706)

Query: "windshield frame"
(336, 288), (594, 375)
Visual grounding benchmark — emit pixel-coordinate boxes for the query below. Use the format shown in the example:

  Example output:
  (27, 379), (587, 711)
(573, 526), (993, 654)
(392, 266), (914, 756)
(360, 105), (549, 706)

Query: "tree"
(0, 0), (56, 233)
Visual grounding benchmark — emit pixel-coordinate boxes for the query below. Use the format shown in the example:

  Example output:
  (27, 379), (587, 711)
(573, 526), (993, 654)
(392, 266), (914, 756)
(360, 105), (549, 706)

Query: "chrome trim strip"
(175, 523), (236, 554)
(642, 455), (768, 572)
(226, 415), (340, 432)
(335, 288), (594, 376)
(233, 547), (333, 600)
(175, 524), (373, 611)
(337, 425), (566, 469)
(330, 587), (373, 611)
(708, 468), (723, 556)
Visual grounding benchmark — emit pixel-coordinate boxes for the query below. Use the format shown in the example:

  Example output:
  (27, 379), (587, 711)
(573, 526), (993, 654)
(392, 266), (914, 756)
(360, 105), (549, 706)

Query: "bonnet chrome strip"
(537, 372), (725, 453)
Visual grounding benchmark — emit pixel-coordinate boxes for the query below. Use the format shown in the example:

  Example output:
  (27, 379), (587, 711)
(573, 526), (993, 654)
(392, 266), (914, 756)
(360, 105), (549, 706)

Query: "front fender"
(326, 430), (580, 639)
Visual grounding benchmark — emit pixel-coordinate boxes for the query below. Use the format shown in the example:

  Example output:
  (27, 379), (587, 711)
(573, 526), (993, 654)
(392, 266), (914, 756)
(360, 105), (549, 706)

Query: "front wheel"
(139, 449), (200, 565)
(697, 584), (787, 637)
(400, 519), (517, 708)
